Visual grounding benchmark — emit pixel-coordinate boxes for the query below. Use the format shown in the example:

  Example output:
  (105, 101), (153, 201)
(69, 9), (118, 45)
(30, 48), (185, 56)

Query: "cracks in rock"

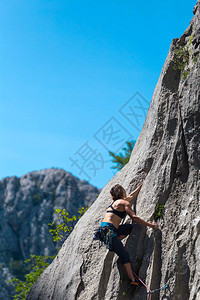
(163, 60), (181, 93)
(162, 38), (182, 93)
(149, 89), (172, 152)
(173, 244), (190, 300)
(74, 247), (100, 300)
(133, 157), (154, 178)
(131, 230), (155, 300)
(128, 88), (191, 299)
(132, 226), (148, 274)
(176, 103), (189, 183)
(153, 142), (178, 212)
(152, 93), (189, 211)
(116, 226), (155, 300)
(143, 157), (154, 174)
(74, 259), (85, 300)
(149, 230), (162, 300)
(97, 251), (114, 300)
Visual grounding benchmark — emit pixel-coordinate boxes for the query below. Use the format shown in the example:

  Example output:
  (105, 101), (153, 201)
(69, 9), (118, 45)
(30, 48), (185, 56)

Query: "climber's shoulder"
(116, 199), (131, 208)
(117, 200), (135, 215)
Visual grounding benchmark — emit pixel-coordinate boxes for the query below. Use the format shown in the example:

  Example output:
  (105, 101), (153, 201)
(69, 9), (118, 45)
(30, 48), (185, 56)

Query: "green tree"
(8, 255), (55, 300)
(48, 206), (88, 246)
(8, 206), (88, 300)
(109, 140), (135, 171)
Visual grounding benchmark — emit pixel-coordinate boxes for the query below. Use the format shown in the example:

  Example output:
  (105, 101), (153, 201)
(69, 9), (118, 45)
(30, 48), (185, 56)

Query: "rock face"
(27, 2), (200, 300)
(0, 168), (100, 300)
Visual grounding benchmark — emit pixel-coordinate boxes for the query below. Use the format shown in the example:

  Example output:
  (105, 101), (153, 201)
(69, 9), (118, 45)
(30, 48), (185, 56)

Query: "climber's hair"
(110, 184), (126, 201)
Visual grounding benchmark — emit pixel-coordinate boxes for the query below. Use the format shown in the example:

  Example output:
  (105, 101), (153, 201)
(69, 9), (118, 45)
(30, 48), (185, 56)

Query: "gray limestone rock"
(0, 168), (100, 300)
(27, 2), (200, 300)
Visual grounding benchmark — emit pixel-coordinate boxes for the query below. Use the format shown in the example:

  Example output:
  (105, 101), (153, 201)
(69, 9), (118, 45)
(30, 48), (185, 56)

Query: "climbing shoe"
(130, 279), (140, 286)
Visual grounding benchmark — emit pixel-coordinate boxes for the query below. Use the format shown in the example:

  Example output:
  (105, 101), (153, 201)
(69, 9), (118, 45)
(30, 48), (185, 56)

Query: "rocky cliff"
(27, 2), (200, 300)
(0, 168), (100, 300)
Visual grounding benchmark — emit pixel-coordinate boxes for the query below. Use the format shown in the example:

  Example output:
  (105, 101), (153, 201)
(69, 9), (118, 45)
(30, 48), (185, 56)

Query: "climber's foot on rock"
(130, 279), (140, 286)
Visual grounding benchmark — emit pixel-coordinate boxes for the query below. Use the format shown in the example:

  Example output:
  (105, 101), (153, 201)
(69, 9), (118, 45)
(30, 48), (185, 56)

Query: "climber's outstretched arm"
(124, 202), (158, 229)
(124, 183), (143, 203)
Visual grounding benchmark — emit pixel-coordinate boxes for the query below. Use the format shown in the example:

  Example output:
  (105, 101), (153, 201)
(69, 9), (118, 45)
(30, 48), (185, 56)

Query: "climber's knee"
(120, 250), (131, 265)
(111, 236), (131, 265)
(117, 224), (133, 237)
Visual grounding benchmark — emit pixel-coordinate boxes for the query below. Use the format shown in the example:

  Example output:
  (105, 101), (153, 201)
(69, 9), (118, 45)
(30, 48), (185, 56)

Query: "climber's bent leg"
(117, 224), (133, 236)
(110, 236), (130, 264)
(123, 262), (137, 283)
(110, 235), (136, 282)
(117, 224), (133, 241)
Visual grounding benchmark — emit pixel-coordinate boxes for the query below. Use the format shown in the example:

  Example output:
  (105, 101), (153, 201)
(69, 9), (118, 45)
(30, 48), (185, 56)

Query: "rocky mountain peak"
(0, 168), (100, 300)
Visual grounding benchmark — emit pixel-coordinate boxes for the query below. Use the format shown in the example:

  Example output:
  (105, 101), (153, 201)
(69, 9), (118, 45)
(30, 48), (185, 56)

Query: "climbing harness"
(132, 271), (169, 300)
(93, 225), (117, 250)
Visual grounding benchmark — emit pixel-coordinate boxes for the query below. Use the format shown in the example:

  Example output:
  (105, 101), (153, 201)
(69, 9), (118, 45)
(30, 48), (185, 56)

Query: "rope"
(148, 284), (169, 294)
(132, 271), (168, 300)
(132, 271), (152, 300)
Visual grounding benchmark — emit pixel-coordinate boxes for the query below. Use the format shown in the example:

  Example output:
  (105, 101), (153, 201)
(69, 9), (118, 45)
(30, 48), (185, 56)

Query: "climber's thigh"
(110, 236), (130, 265)
(117, 224), (133, 237)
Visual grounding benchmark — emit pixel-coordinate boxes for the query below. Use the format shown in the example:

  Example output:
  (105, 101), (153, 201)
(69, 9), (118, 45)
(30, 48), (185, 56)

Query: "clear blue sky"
(0, 0), (196, 188)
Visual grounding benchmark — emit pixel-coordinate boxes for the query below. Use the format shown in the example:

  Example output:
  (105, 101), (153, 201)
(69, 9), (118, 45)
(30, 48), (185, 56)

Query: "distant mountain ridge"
(0, 168), (100, 300)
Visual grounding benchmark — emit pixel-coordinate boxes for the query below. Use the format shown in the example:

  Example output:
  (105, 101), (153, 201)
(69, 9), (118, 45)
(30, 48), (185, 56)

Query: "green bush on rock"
(154, 203), (165, 221)
(172, 26), (198, 82)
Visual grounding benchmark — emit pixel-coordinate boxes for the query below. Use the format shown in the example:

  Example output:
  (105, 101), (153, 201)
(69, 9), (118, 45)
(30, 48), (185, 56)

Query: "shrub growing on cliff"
(172, 26), (197, 82)
(154, 203), (165, 221)
(172, 45), (189, 71)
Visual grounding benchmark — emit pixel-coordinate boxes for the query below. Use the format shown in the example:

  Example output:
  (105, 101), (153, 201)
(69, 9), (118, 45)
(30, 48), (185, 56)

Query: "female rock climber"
(94, 183), (158, 285)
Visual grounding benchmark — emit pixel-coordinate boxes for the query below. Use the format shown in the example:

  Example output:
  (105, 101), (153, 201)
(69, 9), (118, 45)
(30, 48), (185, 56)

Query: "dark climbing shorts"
(100, 222), (133, 265)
